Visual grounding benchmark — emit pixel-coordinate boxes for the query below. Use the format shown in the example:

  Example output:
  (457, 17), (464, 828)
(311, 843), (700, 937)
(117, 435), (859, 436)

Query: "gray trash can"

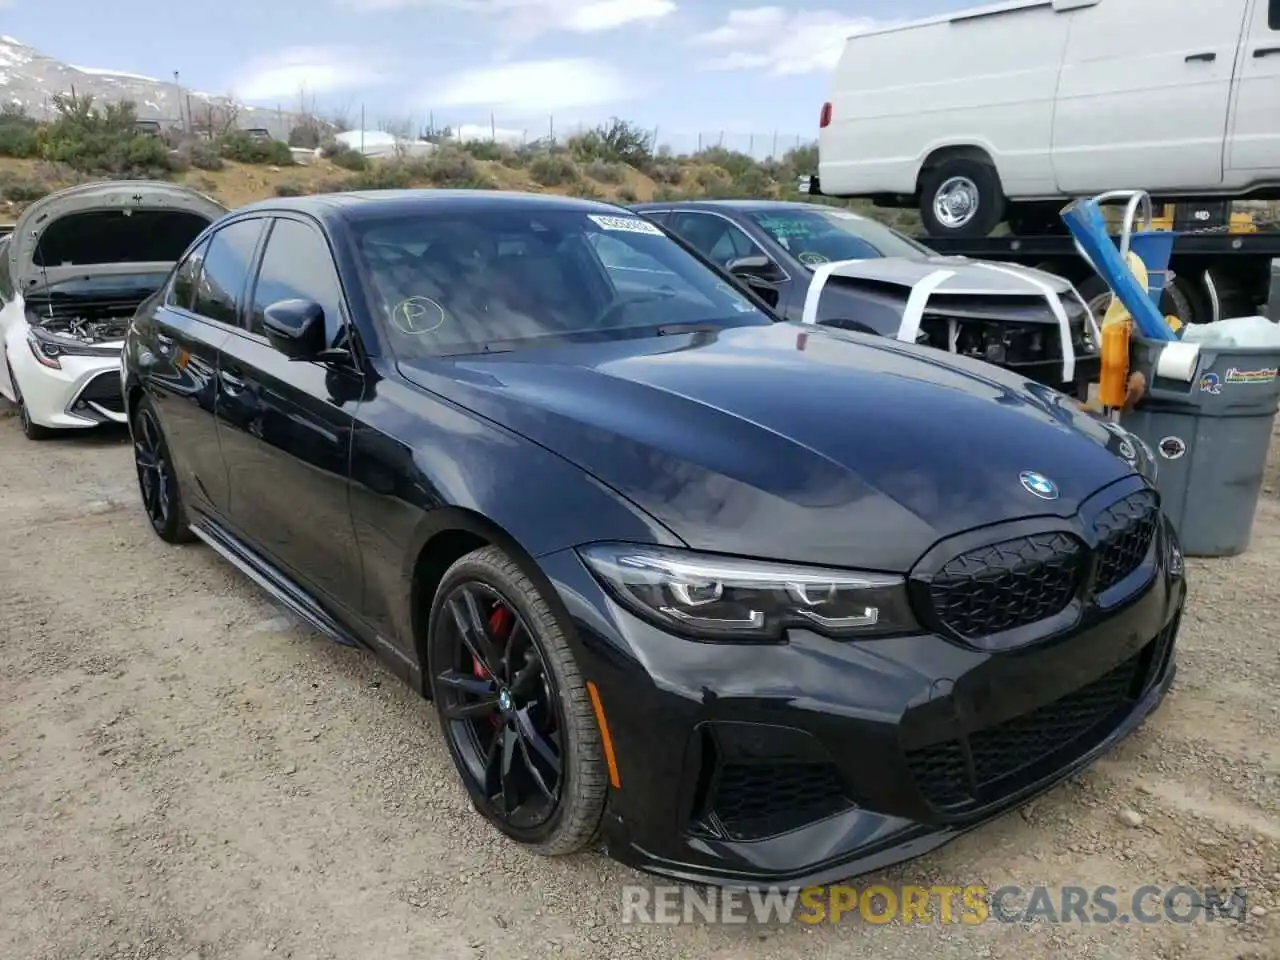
(1122, 338), (1280, 557)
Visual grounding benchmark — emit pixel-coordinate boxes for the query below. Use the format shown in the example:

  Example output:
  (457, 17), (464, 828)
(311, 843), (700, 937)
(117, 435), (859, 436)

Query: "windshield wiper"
(656, 321), (722, 336)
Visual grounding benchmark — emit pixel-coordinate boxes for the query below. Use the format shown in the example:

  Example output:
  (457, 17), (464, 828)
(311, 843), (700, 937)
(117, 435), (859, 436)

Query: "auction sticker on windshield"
(588, 214), (664, 236)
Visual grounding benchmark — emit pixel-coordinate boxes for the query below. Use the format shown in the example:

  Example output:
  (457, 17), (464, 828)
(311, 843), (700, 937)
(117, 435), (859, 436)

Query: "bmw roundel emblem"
(1019, 471), (1058, 500)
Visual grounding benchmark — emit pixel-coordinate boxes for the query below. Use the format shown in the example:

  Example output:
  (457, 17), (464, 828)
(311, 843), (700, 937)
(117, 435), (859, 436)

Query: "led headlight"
(578, 543), (918, 642)
(26, 327), (119, 370)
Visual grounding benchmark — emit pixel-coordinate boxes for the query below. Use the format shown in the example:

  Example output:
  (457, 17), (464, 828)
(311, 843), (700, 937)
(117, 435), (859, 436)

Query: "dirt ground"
(0, 406), (1277, 960)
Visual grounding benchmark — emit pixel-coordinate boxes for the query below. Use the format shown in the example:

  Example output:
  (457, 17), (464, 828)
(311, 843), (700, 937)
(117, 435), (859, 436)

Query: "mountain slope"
(0, 36), (305, 140)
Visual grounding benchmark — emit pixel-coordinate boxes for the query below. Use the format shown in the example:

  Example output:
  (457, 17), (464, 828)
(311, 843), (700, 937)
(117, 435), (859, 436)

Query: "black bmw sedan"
(122, 190), (1185, 888)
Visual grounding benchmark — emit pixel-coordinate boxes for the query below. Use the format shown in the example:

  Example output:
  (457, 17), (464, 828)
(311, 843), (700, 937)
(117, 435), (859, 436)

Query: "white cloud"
(428, 58), (638, 114)
(562, 0), (675, 31)
(231, 47), (386, 102)
(692, 6), (888, 75)
(336, 0), (674, 34)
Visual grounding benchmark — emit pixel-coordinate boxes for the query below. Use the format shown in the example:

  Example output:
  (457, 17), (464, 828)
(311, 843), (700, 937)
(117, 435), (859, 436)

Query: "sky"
(1, 0), (970, 147)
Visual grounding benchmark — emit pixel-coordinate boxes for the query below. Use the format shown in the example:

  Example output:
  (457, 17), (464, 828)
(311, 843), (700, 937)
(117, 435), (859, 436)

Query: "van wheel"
(1077, 275), (1200, 329)
(920, 159), (1004, 238)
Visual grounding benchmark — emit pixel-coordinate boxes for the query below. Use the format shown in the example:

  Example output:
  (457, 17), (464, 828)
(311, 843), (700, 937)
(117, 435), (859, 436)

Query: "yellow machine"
(1149, 204), (1257, 233)
(1093, 249), (1183, 413)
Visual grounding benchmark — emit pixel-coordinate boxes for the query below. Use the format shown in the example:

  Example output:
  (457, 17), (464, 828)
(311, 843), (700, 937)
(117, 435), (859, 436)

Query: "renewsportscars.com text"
(621, 884), (1251, 925)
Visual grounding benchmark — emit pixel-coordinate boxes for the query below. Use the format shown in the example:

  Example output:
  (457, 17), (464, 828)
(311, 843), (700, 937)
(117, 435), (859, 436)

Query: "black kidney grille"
(1093, 489), (1158, 594)
(928, 532), (1084, 638)
(906, 648), (1145, 809)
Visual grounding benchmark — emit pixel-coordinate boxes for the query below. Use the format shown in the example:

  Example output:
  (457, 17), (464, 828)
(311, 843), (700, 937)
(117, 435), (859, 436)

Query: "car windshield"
(746, 208), (933, 266)
(352, 208), (774, 357)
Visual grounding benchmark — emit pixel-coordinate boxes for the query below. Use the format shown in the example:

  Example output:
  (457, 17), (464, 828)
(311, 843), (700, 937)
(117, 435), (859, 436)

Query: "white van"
(816, 0), (1280, 238)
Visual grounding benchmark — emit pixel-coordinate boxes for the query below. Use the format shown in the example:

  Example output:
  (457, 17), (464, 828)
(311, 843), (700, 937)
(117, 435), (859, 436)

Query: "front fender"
(347, 370), (684, 662)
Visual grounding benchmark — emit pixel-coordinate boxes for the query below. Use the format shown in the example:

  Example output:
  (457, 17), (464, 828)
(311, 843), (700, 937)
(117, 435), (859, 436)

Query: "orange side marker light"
(585, 681), (621, 789)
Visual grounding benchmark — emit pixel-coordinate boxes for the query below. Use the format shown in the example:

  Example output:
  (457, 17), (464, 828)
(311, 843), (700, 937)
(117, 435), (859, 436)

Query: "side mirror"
(727, 254), (784, 284)
(263, 299), (329, 361)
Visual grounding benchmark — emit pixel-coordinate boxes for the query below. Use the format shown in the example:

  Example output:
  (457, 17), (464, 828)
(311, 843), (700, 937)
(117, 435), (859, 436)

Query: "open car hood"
(10, 180), (227, 294)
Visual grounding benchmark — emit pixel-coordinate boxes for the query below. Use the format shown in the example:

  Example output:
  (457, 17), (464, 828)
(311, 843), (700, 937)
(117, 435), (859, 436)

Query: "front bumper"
(540, 504), (1185, 888)
(10, 340), (127, 428)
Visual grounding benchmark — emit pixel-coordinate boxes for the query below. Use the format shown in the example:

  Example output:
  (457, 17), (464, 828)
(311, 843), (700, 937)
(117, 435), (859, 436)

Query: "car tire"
(5, 355), (54, 441)
(428, 545), (607, 856)
(919, 158), (1005, 239)
(131, 395), (195, 544)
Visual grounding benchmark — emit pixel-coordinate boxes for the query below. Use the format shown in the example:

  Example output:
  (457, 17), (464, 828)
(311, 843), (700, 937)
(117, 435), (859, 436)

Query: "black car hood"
(398, 323), (1133, 571)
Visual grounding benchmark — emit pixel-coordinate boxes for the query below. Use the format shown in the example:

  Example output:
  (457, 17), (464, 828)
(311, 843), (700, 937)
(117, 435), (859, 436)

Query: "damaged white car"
(0, 182), (225, 439)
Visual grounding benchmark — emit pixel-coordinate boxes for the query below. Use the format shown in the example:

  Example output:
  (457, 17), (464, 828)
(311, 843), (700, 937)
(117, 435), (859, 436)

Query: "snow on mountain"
(0, 36), (310, 139)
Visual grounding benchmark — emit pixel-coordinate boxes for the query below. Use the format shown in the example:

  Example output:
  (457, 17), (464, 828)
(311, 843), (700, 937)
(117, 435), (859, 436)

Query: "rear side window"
(248, 219), (346, 346)
(0, 237), (12, 302)
(192, 219), (265, 325)
(1271, 0), (1279, 29)
(167, 238), (209, 311)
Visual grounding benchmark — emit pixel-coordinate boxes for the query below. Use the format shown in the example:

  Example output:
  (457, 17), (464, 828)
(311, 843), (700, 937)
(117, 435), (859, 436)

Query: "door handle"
(1185, 52), (1216, 63)
(1254, 46), (1280, 58)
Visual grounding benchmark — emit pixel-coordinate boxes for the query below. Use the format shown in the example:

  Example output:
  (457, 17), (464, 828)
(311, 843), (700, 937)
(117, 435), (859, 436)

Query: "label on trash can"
(1199, 372), (1222, 394)
(1158, 436), (1187, 460)
(1223, 366), (1278, 385)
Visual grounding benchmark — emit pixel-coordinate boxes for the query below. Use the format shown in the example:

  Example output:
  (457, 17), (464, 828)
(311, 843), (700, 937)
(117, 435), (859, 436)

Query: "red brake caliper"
(475, 606), (513, 727)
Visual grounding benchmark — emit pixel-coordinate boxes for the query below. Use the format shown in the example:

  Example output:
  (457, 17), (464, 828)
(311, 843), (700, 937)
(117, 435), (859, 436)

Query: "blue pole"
(1060, 198), (1176, 342)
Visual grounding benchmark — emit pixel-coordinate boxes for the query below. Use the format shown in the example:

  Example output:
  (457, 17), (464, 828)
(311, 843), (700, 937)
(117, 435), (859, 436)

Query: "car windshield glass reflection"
(353, 209), (773, 357)
(748, 209), (933, 266)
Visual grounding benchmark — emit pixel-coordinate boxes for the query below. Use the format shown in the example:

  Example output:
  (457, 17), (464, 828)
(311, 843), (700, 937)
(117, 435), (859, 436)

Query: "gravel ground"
(1, 405), (1277, 960)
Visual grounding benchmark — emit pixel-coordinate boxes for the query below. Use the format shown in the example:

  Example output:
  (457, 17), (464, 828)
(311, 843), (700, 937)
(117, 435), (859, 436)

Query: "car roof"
(235, 189), (634, 230)
(631, 198), (861, 217)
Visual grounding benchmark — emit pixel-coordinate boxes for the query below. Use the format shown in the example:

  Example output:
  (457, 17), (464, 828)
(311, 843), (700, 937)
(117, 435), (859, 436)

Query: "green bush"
(649, 161), (683, 185)
(566, 119), (652, 170)
(38, 93), (173, 178)
(583, 159), (626, 184)
(344, 162), (414, 191)
(458, 139), (508, 161)
(0, 174), (50, 203)
(184, 140), (224, 171)
(218, 132), (295, 165)
(275, 181), (304, 197)
(616, 184), (638, 203)
(528, 152), (578, 187)
(420, 148), (495, 189)
(330, 148), (368, 172)
(0, 106), (39, 158)
(288, 124), (322, 149)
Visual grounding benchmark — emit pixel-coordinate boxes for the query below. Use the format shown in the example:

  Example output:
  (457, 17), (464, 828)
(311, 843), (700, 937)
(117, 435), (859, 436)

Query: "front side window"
(192, 219), (265, 325)
(669, 212), (761, 268)
(168, 238), (209, 312)
(249, 219), (346, 346)
(747, 208), (932, 266)
(352, 208), (772, 358)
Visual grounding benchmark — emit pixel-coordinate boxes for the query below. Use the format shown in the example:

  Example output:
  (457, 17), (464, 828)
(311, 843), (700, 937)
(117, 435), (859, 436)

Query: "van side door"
(1051, 0), (1251, 193)
(1227, 0), (1280, 173)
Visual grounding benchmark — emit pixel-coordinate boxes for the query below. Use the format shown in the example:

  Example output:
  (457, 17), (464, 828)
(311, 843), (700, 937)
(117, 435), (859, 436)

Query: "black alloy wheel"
(132, 397), (194, 544)
(429, 546), (607, 854)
